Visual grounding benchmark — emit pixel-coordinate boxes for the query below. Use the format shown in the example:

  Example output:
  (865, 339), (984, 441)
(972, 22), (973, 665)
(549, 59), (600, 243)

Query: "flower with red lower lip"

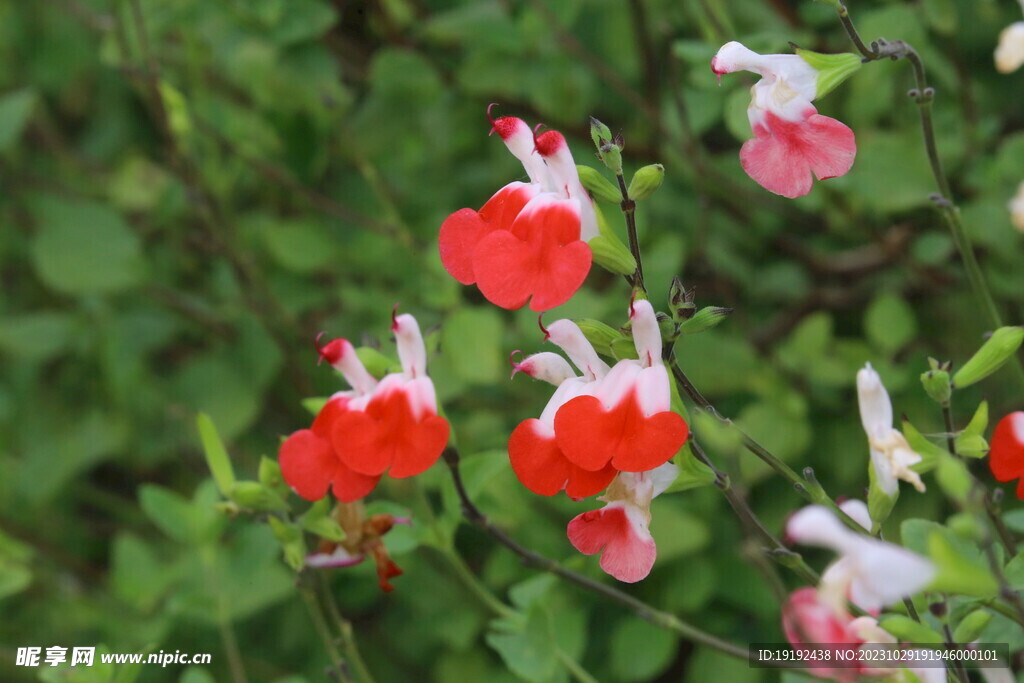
(438, 108), (593, 311)
(989, 411), (1024, 498)
(508, 299), (689, 498)
(566, 463), (678, 583)
(712, 41), (856, 199)
(279, 310), (450, 503)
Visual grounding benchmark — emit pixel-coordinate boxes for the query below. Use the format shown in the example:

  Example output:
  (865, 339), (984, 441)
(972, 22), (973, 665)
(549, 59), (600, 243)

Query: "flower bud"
(269, 516), (305, 571)
(590, 235), (637, 275)
(679, 306), (733, 335)
(577, 165), (622, 203)
(952, 326), (1024, 388)
(589, 116), (623, 172)
(574, 319), (625, 357)
(953, 610), (992, 643)
(627, 164), (664, 200)
(229, 481), (289, 512)
(589, 116), (612, 149)
(920, 368), (952, 404)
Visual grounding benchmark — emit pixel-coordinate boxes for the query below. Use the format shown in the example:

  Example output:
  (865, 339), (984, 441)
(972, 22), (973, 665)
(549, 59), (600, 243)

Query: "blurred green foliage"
(2, 0), (1024, 681)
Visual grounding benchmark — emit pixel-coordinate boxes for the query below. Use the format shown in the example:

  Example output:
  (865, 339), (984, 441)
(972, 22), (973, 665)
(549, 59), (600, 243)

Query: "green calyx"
(794, 49), (863, 99)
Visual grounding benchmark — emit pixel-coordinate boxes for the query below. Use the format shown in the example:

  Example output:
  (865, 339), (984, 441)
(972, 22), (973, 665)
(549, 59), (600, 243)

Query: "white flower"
(996, 21), (1024, 74)
(787, 505), (935, 614)
(857, 363), (925, 496)
(1009, 182), (1024, 233)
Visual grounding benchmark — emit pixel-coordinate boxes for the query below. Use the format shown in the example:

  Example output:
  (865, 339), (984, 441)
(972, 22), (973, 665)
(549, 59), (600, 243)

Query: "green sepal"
(258, 455), (290, 497)
(268, 516), (306, 572)
(228, 481), (289, 512)
(952, 609), (992, 643)
(589, 116), (612, 149)
(356, 346), (398, 379)
(196, 413), (236, 496)
(666, 443), (717, 493)
(589, 204), (636, 276)
(577, 165), (621, 203)
(953, 327), (1024, 388)
(879, 616), (944, 645)
(575, 319), (626, 358)
(867, 460), (897, 534)
(301, 397), (330, 416)
(956, 401), (989, 458)
(920, 368), (952, 404)
(610, 336), (639, 361)
(626, 164), (664, 200)
(678, 306), (733, 335)
(300, 498), (345, 542)
(794, 49), (863, 99)
(901, 418), (946, 473)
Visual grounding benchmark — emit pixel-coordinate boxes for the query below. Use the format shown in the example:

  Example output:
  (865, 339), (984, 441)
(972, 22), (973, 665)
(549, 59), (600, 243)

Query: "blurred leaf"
(196, 413), (236, 496)
(486, 607), (558, 683)
(0, 312), (75, 362)
(609, 619), (677, 681)
(0, 87), (36, 151)
(864, 293), (917, 353)
(442, 307), (504, 385)
(29, 199), (146, 295)
(139, 483), (224, 545)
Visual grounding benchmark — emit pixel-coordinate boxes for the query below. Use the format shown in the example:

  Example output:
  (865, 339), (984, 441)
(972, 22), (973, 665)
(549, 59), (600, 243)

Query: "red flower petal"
(567, 506), (656, 583)
(508, 419), (571, 496)
(554, 393), (688, 472)
(990, 412), (1024, 492)
(331, 389), (449, 478)
(565, 462), (617, 499)
(740, 109), (856, 199)
(279, 429), (338, 501)
(330, 462), (381, 503)
(473, 198), (591, 311)
(438, 183), (537, 285)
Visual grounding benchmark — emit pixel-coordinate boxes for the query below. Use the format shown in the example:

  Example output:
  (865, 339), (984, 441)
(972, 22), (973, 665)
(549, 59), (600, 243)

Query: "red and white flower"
(279, 310), (450, 503)
(438, 108), (595, 311)
(787, 505), (934, 614)
(567, 463), (678, 583)
(712, 41), (856, 199)
(989, 411), (1024, 498)
(508, 299), (689, 498)
(857, 363), (925, 497)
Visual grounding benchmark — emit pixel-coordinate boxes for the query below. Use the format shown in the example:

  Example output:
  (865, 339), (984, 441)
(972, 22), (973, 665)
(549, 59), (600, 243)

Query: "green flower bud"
(920, 369), (952, 404)
(229, 481), (288, 512)
(794, 49), (863, 98)
(657, 312), (676, 342)
(953, 326), (1024, 388)
(678, 306), (733, 335)
(589, 204), (636, 275)
(627, 164), (665, 200)
(952, 610), (992, 643)
(268, 517), (305, 572)
(577, 165), (621, 203)
(599, 144), (623, 173)
(575, 319), (625, 357)
(589, 116), (612, 149)
(259, 455), (285, 490)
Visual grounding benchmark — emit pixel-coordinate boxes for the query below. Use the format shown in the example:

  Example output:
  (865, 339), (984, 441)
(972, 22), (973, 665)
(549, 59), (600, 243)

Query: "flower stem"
(615, 172), (646, 292)
(835, 1), (1024, 389)
(314, 571), (377, 683)
(299, 578), (351, 682)
(442, 447), (755, 662)
(556, 648), (601, 683)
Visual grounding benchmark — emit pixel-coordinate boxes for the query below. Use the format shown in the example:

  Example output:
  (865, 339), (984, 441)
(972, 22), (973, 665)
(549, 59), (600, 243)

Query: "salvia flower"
(989, 411), (1024, 498)
(787, 505), (934, 614)
(279, 310), (450, 503)
(712, 41), (857, 199)
(857, 363), (926, 496)
(995, 1), (1024, 74)
(508, 299), (689, 498)
(567, 462), (678, 583)
(438, 108), (595, 311)
(306, 500), (409, 592)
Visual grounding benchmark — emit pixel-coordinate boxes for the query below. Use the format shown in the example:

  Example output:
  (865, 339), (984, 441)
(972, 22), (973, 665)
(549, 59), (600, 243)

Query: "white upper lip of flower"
(857, 363), (925, 495)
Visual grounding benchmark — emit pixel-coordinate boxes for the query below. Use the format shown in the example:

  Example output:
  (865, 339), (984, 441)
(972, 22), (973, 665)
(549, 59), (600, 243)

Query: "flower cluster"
(438, 108), (598, 312)
(278, 310), (450, 504)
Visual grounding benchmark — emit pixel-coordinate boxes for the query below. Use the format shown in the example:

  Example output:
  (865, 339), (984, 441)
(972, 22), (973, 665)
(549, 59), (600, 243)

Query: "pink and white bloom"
(279, 310), (450, 502)
(1010, 182), (1024, 233)
(712, 42), (856, 198)
(995, 2), (1024, 74)
(508, 299), (689, 498)
(857, 363), (926, 497)
(567, 463), (678, 583)
(438, 109), (594, 311)
(787, 505), (934, 614)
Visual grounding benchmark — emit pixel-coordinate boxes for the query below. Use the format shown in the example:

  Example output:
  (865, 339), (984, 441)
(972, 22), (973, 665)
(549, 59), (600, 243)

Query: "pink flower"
(782, 587), (866, 682)
(712, 42), (856, 198)
(567, 463), (678, 583)
(508, 299), (689, 498)
(438, 108), (594, 311)
(279, 310), (450, 502)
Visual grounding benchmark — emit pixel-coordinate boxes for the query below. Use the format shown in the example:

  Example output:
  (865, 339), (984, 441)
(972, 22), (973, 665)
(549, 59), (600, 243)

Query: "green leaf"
(0, 312), (76, 362)
(953, 327), (1024, 388)
(442, 307), (504, 384)
(196, 413), (236, 496)
(0, 562), (31, 601)
(0, 87), (37, 152)
(928, 531), (998, 597)
(139, 483), (225, 545)
(261, 220), (338, 274)
(864, 293), (917, 354)
(879, 615), (944, 644)
(486, 608), (558, 683)
(901, 417), (946, 473)
(29, 199), (147, 295)
(610, 619), (678, 681)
